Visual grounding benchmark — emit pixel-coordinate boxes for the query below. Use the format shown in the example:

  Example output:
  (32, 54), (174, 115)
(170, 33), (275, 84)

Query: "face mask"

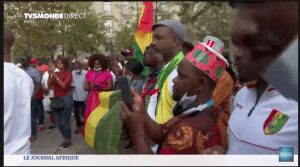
(94, 67), (102, 71)
(126, 74), (132, 81)
(173, 93), (197, 116)
(178, 93), (197, 109)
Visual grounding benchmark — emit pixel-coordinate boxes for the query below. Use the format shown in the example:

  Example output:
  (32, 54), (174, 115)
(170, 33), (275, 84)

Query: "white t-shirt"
(71, 70), (88, 101)
(41, 69), (59, 98)
(4, 62), (34, 154)
(110, 71), (117, 84)
(227, 86), (298, 154)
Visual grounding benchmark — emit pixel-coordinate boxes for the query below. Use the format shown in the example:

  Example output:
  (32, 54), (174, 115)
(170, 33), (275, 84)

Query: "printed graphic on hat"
(215, 66), (225, 79)
(206, 40), (216, 48)
(263, 109), (289, 135)
(279, 147), (294, 162)
(186, 42), (227, 82)
(192, 49), (210, 65)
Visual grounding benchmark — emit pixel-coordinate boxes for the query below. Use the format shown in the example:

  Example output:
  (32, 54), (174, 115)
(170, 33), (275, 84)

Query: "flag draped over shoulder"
(133, 1), (153, 78)
(84, 90), (122, 154)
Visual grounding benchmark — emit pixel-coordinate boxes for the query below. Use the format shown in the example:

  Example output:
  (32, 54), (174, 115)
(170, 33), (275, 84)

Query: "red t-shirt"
(37, 64), (49, 74)
(53, 71), (72, 97)
(35, 87), (44, 100)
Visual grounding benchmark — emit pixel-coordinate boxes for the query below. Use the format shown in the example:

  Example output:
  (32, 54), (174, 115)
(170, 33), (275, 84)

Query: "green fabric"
(156, 51), (184, 89)
(154, 51), (184, 116)
(133, 42), (149, 80)
(94, 90), (122, 154)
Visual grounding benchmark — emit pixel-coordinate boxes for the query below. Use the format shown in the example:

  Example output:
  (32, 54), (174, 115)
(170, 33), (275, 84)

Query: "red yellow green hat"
(186, 36), (229, 82)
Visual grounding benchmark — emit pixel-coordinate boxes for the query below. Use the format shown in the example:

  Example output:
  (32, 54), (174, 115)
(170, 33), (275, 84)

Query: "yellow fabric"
(137, 4), (145, 26)
(212, 71), (233, 149)
(156, 77), (176, 124)
(84, 91), (114, 148)
(134, 31), (153, 54)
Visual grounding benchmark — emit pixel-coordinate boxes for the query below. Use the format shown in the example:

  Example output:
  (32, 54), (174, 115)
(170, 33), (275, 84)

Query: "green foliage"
(192, 2), (234, 43)
(4, 2), (106, 60)
(113, 2), (233, 52)
(175, 2), (234, 46)
(154, 2), (176, 22)
(114, 26), (135, 53)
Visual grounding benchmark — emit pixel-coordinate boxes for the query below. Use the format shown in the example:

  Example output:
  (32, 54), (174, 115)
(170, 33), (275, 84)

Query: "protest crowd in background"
(4, 1), (298, 158)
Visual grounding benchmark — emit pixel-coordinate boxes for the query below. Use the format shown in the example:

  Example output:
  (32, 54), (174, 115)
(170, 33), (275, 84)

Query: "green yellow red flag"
(133, 1), (154, 78)
(84, 90), (122, 154)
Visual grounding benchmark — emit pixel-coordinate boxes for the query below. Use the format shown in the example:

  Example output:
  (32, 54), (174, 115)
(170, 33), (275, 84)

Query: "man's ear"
(171, 36), (181, 47)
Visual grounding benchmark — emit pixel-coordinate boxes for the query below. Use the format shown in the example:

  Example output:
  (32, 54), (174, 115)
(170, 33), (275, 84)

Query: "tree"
(154, 2), (176, 22)
(192, 3), (234, 43)
(174, 2), (234, 45)
(113, 2), (139, 53)
(4, 2), (106, 60)
(114, 26), (135, 53)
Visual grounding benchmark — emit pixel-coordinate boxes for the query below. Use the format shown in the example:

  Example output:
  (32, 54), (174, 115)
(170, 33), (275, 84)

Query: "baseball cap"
(152, 19), (187, 41)
(31, 58), (37, 64)
(121, 48), (133, 57)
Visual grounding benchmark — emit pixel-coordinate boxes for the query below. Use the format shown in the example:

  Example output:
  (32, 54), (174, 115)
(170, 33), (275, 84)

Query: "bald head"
(4, 27), (15, 48)
(4, 27), (15, 62)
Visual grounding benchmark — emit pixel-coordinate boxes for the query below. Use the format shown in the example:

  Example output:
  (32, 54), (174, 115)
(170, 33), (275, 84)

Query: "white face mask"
(94, 67), (102, 71)
(178, 93), (197, 109)
(126, 74), (132, 81)
(173, 92), (197, 116)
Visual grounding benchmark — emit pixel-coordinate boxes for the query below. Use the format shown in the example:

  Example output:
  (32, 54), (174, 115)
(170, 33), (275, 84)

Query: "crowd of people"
(4, 1), (298, 156)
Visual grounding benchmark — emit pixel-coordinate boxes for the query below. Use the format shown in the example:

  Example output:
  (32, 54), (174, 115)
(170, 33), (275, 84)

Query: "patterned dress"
(158, 109), (222, 154)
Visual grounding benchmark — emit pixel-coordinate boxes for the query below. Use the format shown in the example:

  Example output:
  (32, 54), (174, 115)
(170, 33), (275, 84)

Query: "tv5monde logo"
(279, 147), (294, 162)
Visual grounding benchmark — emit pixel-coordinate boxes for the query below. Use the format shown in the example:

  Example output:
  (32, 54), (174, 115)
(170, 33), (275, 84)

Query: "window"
(104, 19), (113, 35)
(103, 2), (111, 14)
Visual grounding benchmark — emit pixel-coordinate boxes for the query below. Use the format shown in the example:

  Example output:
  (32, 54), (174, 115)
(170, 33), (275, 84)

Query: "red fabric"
(206, 125), (222, 148)
(50, 113), (55, 124)
(158, 112), (222, 154)
(31, 58), (37, 65)
(141, 88), (159, 102)
(53, 71), (72, 97)
(37, 64), (48, 74)
(136, 2), (153, 32)
(267, 87), (275, 92)
(82, 70), (113, 137)
(159, 147), (175, 154)
(35, 87), (44, 100)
